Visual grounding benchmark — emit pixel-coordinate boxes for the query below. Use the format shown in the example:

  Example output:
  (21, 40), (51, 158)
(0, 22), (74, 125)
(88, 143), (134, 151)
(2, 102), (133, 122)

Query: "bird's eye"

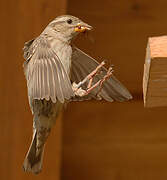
(67, 19), (72, 24)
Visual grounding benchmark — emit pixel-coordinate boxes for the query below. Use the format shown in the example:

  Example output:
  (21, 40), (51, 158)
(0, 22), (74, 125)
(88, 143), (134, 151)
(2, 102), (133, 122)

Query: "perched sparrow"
(23, 15), (132, 174)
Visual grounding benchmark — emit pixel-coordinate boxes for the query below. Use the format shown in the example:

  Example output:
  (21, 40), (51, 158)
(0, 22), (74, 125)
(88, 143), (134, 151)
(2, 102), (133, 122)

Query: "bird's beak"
(74, 22), (93, 33)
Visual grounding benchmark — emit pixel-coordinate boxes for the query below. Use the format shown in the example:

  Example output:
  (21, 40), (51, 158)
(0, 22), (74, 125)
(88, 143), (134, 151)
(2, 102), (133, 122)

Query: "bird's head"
(43, 15), (92, 42)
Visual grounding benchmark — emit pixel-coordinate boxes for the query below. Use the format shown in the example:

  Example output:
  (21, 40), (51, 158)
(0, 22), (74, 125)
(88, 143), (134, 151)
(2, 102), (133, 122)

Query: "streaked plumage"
(23, 15), (132, 174)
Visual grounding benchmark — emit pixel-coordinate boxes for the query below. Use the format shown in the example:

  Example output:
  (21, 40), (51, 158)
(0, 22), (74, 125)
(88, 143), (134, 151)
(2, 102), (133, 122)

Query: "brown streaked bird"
(23, 15), (132, 174)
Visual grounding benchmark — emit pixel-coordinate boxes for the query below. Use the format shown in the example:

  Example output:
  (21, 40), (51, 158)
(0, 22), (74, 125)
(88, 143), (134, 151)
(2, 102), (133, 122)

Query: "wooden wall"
(2, 0), (167, 180)
(62, 0), (167, 180)
(0, 0), (66, 180)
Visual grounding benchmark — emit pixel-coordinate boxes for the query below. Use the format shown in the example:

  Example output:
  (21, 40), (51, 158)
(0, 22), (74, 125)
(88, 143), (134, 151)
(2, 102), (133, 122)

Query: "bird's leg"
(72, 61), (105, 97)
(72, 61), (114, 97)
(75, 61), (105, 89)
(84, 67), (113, 96)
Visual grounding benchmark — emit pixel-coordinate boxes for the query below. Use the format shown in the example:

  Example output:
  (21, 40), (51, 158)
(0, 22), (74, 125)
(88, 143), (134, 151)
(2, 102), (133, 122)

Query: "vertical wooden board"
(0, 0), (66, 180)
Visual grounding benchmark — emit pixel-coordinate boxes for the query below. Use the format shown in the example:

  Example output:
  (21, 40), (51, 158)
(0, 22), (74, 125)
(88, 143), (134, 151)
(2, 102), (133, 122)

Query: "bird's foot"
(72, 82), (87, 96)
(72, 61), (113, 97)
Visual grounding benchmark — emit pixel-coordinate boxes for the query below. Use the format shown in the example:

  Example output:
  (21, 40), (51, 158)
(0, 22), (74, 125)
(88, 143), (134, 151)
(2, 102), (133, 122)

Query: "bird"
(23, 15), (132, 174)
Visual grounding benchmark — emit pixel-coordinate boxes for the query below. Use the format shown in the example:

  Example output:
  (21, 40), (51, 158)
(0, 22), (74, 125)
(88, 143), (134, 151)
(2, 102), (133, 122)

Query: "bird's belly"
(33, 99), (63, 130)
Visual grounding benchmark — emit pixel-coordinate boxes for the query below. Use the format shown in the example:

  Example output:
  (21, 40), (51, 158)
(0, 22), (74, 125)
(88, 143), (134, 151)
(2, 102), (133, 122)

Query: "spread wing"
(71, 46), (132, 102)
(23, 37), (74, 103)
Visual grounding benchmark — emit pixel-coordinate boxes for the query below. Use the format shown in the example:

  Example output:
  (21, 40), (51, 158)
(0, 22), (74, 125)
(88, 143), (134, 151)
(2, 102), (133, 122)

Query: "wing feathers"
(24, 37), (74, 103)
(52, 58), (64, 103)
(48, 58), (56, 102)
(45, 57), (51, 100)
(71, 46), (132, 102)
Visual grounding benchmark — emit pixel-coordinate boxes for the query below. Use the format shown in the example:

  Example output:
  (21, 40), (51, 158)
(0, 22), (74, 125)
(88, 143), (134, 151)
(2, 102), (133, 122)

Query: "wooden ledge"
(143, 35), (167, 107)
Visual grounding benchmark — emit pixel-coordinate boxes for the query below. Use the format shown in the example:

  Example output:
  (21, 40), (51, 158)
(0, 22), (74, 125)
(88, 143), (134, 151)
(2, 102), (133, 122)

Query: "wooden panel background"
(62, 0), (167, 180)
(1, 0), (167, 180)
(0, 0), (66, 180)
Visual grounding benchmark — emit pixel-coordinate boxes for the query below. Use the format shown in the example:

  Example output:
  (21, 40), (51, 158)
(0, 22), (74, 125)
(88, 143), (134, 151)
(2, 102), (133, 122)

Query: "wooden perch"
(143, 35), (167, 107)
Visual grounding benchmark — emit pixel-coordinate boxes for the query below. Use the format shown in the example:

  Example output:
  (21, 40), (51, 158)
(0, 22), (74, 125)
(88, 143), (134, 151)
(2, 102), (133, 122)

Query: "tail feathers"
(23, 130), (44, 174)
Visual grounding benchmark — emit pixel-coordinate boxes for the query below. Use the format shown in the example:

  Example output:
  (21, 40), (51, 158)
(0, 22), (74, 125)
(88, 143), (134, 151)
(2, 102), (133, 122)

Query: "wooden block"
(143, 35), (167, 107)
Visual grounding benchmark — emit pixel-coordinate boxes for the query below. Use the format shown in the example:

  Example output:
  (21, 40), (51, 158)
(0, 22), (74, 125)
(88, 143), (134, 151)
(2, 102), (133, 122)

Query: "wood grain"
(63, 0), (167, 180)
(2, 0), (167, 179)
(62, 101), (167, 180)
(143, 36), (167, 107)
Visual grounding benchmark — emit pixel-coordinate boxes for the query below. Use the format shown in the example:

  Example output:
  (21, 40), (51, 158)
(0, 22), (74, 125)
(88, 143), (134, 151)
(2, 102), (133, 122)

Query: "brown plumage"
(23, 15), (132, 174)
